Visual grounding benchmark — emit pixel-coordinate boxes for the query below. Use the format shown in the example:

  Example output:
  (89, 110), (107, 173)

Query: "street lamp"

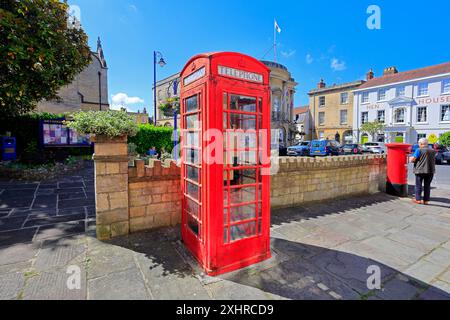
(153, 51), (166, 125)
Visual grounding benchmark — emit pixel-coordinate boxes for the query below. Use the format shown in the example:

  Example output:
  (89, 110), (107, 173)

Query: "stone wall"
(127, 159), (181, 233)
(271, 155), (386, 209)
(93, 135), (387, 239)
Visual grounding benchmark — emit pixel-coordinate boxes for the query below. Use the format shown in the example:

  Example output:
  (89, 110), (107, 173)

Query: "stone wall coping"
(93, 155), (129, 163)
(129, 158), (181, 181)
(91, 135), (127, 143)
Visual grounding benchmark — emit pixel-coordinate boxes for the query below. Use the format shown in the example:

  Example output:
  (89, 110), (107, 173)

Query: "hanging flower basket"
(159, 97), (180, 117)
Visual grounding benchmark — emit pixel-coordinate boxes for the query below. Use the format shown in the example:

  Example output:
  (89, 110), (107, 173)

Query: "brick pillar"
(92, 135), (130, 240)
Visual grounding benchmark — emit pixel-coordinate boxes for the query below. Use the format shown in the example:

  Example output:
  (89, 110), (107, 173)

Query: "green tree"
(0, 0), (91, 117)
(439, 132), (450, 146)
(361, 121), (386, 141)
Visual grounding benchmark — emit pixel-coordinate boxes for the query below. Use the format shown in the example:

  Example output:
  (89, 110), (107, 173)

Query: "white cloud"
(281, 49), (296, 58)
(331, 58), (347, 71)
(306, 53), (313, 64)
(128, 4), (138, 12)
(111, 93), (144, 111)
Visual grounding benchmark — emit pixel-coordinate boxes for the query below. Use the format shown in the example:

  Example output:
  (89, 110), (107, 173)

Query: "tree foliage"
(0, 0), (91, 117)
(439, 132), (450, 146)
(361, 121), (386, 139)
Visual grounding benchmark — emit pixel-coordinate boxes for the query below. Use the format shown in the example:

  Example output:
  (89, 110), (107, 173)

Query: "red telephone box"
(180, 52), (272, 276)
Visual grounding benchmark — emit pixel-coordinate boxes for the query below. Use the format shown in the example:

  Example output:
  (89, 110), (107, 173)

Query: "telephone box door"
(213, 82), (271, 274)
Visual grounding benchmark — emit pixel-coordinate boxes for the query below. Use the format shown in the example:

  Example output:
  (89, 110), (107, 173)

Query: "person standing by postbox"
(409, 138), (436, 205)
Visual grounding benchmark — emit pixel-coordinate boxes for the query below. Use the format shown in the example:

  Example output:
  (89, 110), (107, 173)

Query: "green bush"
(129, 124), (177, 155)
(67, 110), (138, 137)
(439, 132), (450, 146)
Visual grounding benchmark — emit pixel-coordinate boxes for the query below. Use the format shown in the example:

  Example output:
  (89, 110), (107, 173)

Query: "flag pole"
(274, 19), (277, 62)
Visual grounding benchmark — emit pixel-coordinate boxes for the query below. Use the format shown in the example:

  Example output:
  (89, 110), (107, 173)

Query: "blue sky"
(69, 0), (450, 116)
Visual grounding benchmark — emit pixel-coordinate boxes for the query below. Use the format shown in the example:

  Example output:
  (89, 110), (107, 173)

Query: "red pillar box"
(386, 143), (412, 197)
(179, 52), (272, 276)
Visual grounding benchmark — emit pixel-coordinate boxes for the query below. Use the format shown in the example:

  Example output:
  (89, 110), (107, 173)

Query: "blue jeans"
(415, 174), (434, 202)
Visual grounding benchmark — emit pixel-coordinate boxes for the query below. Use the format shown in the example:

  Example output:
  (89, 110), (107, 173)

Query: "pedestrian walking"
(409, 138), (436, 205)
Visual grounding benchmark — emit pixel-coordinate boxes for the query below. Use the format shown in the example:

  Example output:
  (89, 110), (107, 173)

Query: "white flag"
(275, 20), (281, 33)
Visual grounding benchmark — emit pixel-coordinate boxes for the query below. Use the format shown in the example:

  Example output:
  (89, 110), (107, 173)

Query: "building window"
(340, 92), (349, 104)
(441, 105), (450, 122)
(397, 86), (406, 97)
(378, 89), (387, 101)
(417, 134), (427, 142)
(361, 112), (369, 125)
(319, 96), (326, 107)
(318, 112), (325, 125)
(443, 79), (450, 94)
(417, 106), (427, 123)
(394, 108), (405, 123)
(340, 110), (348, 125)
(377, 110), (385, 123)
(362, 92), (369, 104)
(418, 83), (429, 96)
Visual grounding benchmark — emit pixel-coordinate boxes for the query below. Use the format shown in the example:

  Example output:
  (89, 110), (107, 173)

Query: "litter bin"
(386, 143), (412, 197)
(1, 136), (16, 161)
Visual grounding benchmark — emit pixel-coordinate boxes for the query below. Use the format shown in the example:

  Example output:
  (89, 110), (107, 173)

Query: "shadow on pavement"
(107, 227), (194, 279)
(213, 238), (450, 300)
(271, 192), (395, 228)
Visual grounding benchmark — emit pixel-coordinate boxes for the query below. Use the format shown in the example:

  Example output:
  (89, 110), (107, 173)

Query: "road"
(408, 163), (450, 190)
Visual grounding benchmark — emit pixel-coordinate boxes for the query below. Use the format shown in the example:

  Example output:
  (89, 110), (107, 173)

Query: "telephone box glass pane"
(184, 131), (200, 147)
(230, 186), (256, 205)
(187, 181), (200, 201)
(230, 95), (257, 112)
(186, 114), (199, 129)
(187, 165), (200, 183)
(187, 214), (199, 236)
(186, 198), (199, 217)
(230, 168), (257, 186)
(230, 221), (256, 241)
(230, 114), (256, 131)
(230, 204), (256, 222)
(186, 149), (201, 165)
(238, 151), (257, 165)
(186, 95), (199, 113)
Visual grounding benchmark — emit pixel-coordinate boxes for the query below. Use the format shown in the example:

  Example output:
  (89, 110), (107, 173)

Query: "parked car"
(435, 145), (449, 165)
(343, 144), (363, 155)
(442, 147), (450, 164)
(363, 142), (386, 154)
(287, 141), (311, 157)
(310, 140), (342, 156)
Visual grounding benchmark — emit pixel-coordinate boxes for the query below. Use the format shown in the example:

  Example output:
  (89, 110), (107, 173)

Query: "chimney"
(366, 68), (374, 81)
(383, 66), (399, 76)
(317, 79), (326, 89)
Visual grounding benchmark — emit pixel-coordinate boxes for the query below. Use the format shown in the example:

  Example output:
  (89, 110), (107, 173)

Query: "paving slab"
(87, 267), (150, 300)
(22, 269), (86, 300)
(0, 272), (25, 300)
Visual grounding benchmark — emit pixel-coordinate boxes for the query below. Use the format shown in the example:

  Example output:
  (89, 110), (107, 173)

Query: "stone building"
(36, 37), (109, 114)
(154, 73), (181, 127)
(154, 60), (298, 147)
(293, 106), (312, 142)
(261, 61), (298, 147)
(353, 62), (450, 144)
(308, 79), (365, 144)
